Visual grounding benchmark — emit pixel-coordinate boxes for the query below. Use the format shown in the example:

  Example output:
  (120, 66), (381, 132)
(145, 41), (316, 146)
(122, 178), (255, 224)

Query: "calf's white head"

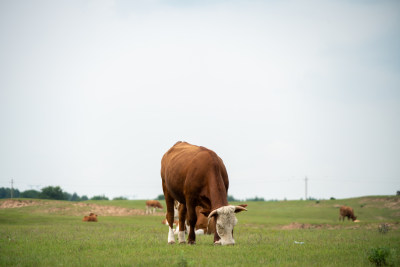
(208, 205), (247, 245)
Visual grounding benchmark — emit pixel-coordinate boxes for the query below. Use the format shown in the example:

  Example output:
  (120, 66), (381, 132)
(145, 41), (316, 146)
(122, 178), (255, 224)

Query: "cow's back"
(161, 141), (228, 204)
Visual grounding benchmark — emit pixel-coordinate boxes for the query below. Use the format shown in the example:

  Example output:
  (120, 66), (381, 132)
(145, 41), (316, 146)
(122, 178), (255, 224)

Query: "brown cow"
(82, 213), (98, 222)
(161, 141), (247, 245)
(146, 200), (163, 214)
(339, 206), (357, 221)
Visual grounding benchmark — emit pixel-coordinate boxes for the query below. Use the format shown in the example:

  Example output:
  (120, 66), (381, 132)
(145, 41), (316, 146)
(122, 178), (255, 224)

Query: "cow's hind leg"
(163, 188), (176, 244)
(186, 204), (197, 245)
(178, 203), (187, 244)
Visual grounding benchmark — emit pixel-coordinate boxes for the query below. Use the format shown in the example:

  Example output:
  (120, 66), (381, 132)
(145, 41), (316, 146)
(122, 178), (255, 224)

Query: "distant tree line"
(0, 186), (118, 201)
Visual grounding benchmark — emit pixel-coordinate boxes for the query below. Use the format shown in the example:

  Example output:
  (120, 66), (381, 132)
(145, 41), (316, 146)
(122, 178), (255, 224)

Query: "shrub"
(246, 196), (265, 201)
(91, 195), (109, 200)
(378, 223), (390, 234)
(39, 186), (65, 200)
(113, 196), (128, 200)
(368, 247), (390, 266)
(227, 195), (238, 202)
(20, 189), (40, 199)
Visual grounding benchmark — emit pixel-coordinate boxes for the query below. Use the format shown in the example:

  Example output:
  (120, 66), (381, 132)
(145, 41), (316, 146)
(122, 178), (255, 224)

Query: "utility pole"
(10, 178), (14, 199)
(305, 176), (308, 200)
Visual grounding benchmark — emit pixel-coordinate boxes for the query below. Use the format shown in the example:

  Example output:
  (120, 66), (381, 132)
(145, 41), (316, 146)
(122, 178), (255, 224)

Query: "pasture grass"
(0, 196), (399, 266)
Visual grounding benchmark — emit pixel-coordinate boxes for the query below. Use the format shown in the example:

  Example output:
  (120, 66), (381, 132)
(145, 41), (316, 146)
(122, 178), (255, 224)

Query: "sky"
(1, 0), (399, 201)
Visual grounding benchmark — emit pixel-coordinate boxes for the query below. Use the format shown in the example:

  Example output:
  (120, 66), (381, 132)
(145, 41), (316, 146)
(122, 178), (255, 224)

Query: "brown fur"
(146, 200), (163, 209)
(82, 213), (98, 222)
(161, 141), (231, 244)
(339, 206), (357, 221)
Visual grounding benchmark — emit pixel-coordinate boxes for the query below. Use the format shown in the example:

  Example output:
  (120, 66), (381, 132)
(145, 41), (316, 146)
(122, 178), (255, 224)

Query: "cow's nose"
(222, 241), (235, 246)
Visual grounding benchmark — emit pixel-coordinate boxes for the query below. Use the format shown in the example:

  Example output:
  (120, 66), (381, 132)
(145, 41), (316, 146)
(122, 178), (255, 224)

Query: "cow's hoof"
(168, 241), (175, 245)
(188, 241), (196, 245)
(214, 241), (222, 246)
(179, 241), (186, 244)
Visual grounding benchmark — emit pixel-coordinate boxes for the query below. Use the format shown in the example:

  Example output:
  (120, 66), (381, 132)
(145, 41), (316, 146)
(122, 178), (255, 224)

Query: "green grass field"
(1, 196), (399, 266)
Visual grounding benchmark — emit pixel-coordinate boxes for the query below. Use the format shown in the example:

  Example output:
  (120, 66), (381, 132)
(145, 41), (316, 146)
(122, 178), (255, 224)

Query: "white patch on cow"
(195, 229), (204, 235)
(214, 206), (238, 246)
(178, 231), (186, 243)
(168, 227), (175, 244)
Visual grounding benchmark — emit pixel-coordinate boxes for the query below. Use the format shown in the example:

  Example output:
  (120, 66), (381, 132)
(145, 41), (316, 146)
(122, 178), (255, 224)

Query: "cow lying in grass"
(339, 206), (357, 221)
(82, 213), (98, 222)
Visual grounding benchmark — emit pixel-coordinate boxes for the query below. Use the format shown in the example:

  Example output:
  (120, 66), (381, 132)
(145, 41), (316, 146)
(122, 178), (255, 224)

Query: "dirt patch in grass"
(0, 199), (40, 208)
(280, 222), (339, 230)
(73, 202), (146, 216)
(360, 197), (400, 210)
(279, 222), (400, 231)
(0, 199), (156, 216)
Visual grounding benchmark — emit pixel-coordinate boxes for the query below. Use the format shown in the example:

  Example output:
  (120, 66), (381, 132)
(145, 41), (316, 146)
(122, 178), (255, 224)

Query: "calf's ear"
(234, 205), (247, 213)
(200, 208), (211, 217)
(207, 209), (218, 219)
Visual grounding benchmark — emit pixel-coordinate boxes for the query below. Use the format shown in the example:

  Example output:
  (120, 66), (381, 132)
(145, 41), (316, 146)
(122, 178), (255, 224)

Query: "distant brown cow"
(339, 206), (357, 221)
(146, 200), (163, 214)
(82, 213), (98, 222)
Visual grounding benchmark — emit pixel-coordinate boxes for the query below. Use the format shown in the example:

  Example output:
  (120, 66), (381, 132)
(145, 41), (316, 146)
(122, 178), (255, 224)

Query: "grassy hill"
(0, 196), (399, 266)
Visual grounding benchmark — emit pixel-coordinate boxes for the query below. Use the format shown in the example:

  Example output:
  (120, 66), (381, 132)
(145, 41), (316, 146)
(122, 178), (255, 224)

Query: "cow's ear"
(238, 204), (248, 208)
(234, 205), (247, 213)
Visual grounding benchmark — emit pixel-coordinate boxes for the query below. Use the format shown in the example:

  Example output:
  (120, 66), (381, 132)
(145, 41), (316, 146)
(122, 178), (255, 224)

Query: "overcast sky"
(1, 0), (399, 200)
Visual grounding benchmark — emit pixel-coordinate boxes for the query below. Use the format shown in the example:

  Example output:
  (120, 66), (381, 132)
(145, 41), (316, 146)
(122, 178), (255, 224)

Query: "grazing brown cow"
(161, 141), (247, 245)
(146, 200), (163, 214)
(339, 206), (357, 221)
(82, 213), (98, 222)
